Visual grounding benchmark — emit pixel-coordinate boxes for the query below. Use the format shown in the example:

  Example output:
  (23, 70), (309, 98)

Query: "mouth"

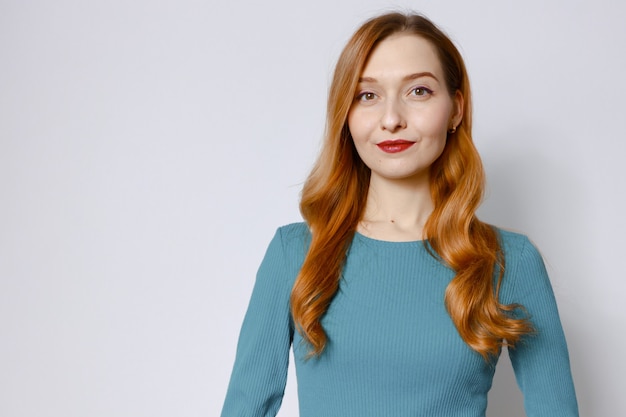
(376, 139), (415, 154)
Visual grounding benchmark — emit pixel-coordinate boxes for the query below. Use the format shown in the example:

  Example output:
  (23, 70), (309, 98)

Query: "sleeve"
(220, 228), (295, 417)
(503, 236), (579, 417)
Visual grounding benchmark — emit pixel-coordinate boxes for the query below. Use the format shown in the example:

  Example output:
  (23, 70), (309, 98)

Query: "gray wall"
(1, 0), (624, 416)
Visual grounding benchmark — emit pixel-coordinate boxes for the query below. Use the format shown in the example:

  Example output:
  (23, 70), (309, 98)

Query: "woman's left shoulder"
(493, 227), (553, 300)
(494, 226), (542, 264)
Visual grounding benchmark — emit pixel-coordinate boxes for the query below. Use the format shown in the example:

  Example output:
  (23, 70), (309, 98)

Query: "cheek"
(421, 105), (453, 135)
(347, 113), (371, 161)
(347, 110), (368, 143)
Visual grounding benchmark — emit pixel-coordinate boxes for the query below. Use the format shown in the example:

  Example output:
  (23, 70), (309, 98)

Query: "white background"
(1, 0), (625, 416)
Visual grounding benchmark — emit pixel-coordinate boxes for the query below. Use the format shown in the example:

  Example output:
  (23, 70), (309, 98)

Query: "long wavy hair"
(291, 12), (533, 360)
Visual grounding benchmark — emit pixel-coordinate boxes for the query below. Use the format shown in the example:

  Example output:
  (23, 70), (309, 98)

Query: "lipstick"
(377, 140), (415, 153)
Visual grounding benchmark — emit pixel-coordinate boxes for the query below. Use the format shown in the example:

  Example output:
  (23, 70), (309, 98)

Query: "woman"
(221, 12), (578, 417)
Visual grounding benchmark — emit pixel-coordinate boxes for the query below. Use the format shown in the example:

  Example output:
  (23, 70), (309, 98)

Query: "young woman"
(221, 12), (578, 417)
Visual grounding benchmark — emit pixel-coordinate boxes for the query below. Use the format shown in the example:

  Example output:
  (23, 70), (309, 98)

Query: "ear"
(451, 90), (464, 128)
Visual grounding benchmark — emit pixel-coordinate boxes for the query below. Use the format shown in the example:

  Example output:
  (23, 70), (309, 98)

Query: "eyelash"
(355, 87), (433, 102)
(410, 86), (433, 97)
(356, 91), (377, 101)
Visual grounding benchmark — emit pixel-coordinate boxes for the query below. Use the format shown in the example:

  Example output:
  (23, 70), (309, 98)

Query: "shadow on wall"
(478, 135), (592, 416)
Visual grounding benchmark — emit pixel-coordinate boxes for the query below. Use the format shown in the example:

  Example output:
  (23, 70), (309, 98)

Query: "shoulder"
(276, 222), (311, 242)
(264, 222), (311, 272)
(274, 222), (311, 254)
(495, 227), (543, 267)
(252, 223), (310, 296)
(494, 227), (551, 303)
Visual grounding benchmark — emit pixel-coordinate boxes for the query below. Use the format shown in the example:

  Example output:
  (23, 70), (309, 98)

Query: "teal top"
(221, 223), (578, 416)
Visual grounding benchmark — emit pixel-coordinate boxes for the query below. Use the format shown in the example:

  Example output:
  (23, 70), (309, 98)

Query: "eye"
(410, 87), (432, 97)
(356, 91), (377, 102)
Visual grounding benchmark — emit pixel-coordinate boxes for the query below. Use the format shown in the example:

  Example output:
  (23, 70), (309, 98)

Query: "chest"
(293, 243), (495, 386)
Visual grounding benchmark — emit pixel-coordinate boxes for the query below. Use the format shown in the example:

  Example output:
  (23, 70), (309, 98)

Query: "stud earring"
(448, 125), (457, 134)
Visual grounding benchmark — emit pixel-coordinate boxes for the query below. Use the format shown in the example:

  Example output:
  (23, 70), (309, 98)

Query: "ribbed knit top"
(221, 223), (578, 417)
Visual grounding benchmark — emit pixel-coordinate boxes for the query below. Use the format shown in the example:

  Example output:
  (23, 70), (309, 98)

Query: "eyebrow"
(358, 71), (439, 83)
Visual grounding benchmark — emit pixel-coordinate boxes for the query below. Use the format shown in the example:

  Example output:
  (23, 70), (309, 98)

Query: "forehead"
(361, 34), (443, 79)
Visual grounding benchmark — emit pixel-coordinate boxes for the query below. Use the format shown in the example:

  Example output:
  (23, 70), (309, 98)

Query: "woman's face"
(348, 33), (462, 183)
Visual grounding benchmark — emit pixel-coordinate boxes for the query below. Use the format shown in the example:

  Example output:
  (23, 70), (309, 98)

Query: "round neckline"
(354, 230), (428, 245)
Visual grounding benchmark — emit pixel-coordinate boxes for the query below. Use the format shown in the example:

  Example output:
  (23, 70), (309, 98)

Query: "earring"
(448, 125), (456, 134)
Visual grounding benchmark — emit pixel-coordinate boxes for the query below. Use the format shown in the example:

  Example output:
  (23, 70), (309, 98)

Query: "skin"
(348, 33), (463, 242)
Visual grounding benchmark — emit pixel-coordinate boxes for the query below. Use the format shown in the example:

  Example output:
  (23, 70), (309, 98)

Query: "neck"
(359, 173), (433, 242)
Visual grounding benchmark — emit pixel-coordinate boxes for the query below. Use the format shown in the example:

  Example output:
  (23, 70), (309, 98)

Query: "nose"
(380, 98), (407, 132)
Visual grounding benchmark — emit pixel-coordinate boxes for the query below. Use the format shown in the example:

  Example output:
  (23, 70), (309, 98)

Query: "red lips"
(376, 140), (415, 153)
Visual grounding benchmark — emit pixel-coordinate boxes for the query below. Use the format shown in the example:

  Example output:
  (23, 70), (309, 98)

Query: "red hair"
(291, 12), (533, 360)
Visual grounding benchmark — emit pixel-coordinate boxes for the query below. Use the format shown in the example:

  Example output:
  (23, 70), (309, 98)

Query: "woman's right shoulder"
(276, 222), (312, 242)
(265, 222), (311, 271)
